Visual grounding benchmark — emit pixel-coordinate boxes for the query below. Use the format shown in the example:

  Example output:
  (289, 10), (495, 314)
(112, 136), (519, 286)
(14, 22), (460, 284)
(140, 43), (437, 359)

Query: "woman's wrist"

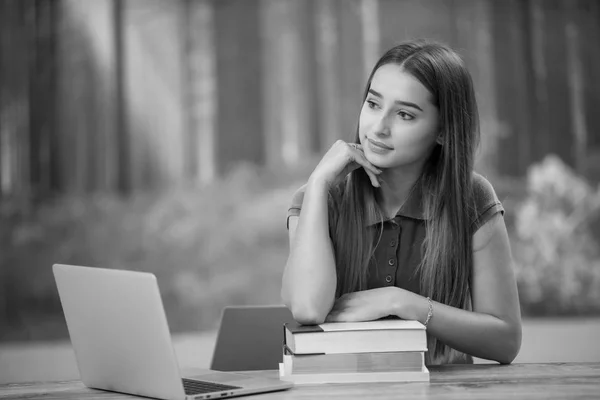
(389, 287), (430, 324)
(307, 173), (332, 191)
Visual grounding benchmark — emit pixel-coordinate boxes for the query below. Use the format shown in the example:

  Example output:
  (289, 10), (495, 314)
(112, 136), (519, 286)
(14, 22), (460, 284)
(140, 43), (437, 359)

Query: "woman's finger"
(350, 150), (382, 187)
(350, 145), (382, 175)
(352, 156), (381, 178)
(365, 169), (381, 188)
(325, 312), (339, 322)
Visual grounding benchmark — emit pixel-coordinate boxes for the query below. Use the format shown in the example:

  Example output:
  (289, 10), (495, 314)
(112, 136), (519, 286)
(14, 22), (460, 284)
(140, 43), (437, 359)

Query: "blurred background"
(1, 0), (600, 383)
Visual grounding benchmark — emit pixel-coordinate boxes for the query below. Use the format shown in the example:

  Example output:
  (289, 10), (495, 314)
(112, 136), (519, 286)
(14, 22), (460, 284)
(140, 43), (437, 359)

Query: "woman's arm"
(398, 213), (522, 364)
(326, 213), (522, 364)
(281, 178), (338, 325)
(281, 141), (382, 325)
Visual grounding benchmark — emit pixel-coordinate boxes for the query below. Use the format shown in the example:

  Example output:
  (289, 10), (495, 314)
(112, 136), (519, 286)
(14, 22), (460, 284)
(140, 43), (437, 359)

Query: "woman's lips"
(367, 138), (393, 153)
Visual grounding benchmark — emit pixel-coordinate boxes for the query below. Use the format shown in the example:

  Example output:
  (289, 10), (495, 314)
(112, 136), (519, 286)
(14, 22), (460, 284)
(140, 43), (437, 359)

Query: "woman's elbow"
(294, 312), (326, 326)
(497, 323), (522, 364)
(289, 303), (327, 325)
(281, 292), (327, 325)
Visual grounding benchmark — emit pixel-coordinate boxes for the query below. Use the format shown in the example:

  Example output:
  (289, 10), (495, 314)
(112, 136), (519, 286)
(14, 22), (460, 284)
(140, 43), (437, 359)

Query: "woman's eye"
(398, 111), (414, 120)
(366, 100), (379, 109)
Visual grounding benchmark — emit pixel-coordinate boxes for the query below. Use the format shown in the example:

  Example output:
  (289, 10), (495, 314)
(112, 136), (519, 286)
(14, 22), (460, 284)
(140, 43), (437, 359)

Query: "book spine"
(283, 343), (325, 356)
(290, 330), (427, 354)
(283, 351), (425, 374)
(284, 323), (326, 334)
(278, 364), (430, 384)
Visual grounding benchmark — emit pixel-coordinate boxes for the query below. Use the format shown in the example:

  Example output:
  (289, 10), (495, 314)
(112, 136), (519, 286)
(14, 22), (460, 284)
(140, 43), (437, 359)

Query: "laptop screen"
(211, 306), (294, 371)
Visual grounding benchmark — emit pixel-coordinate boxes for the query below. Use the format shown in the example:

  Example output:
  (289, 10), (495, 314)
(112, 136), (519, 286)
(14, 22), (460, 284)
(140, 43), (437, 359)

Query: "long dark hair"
(327, 40), (479, 364)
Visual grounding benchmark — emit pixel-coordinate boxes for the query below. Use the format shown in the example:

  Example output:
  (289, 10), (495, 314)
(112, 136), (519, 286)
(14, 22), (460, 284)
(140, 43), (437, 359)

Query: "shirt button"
(390, 240), (396, 247)
(385, 275), (392, 283)
(388, 259), (395, 266)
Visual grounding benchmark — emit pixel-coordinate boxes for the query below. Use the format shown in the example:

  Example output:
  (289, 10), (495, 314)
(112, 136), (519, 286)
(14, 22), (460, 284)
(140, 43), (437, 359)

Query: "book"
(283, 319), (427, 355)
(278, 362), (430, 384)
(283, 345), (425, 374)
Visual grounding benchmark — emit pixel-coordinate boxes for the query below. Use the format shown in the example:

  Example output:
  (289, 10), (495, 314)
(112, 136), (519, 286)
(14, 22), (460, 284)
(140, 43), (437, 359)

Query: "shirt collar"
(365, 181), (426, 226)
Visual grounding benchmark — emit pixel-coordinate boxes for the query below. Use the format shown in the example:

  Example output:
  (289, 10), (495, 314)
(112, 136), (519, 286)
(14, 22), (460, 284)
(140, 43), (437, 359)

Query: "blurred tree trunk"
(0, 0), (3, 197)
(0, 0), (11, 197)
(93, 0), (119, 193)
(260, 0), (314, 168)
(29, 0), (57, 198)
(578, 0), (600, 179)
(491, 0), (535, 176)
(0, 0), (8, 328)
(55, 0), (89, 194)
(260, 0), (281, 167)
(360, 0), (380, 78)
(529, 0), (551, 164)
(114, 0), (130, 194)
(531, 0), (574, 166)
(543, 1), (573, 167)
(125, 0), (186, 189)
(0, 0), (32, 206)
(183, 0), (217, 185)
(565, 1), (587, 174)
(0, 0), (34, 328)
(454, 0), (498, 176)
(19, 0), (32, 204)
(314, 0), (341, 150)
(337, 0), (366, 140)
(54, 0), (121, 194)
(215, 0), (264, 173)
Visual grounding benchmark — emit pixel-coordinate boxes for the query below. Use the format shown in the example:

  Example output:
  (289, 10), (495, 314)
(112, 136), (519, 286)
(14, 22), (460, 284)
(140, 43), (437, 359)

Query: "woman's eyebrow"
(368, 88), (424, 112)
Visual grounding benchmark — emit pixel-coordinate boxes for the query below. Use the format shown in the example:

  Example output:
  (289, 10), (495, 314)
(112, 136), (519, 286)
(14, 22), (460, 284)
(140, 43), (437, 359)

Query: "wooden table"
(1, 363), (599, 399)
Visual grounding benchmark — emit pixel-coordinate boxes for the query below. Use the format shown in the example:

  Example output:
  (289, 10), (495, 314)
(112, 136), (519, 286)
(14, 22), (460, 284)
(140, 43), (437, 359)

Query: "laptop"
(211, 306), (295, 372)
(52, 264), (293, 400)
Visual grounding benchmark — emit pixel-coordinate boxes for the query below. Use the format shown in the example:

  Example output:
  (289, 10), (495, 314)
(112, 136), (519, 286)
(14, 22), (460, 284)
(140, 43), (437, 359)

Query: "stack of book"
(278, 319), (429, 384)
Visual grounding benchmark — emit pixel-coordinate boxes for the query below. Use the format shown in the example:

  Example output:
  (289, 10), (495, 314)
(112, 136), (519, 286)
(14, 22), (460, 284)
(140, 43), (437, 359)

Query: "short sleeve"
(287, 184), (307, 230)
(470, 173), (505, 234)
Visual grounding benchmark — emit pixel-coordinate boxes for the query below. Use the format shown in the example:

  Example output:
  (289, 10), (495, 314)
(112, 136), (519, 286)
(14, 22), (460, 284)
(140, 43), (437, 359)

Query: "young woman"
(281, 40), (522, 365)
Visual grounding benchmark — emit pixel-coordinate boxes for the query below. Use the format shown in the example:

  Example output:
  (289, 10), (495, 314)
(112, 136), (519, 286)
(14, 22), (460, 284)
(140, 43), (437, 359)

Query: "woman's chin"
(365, 153), (388, 169)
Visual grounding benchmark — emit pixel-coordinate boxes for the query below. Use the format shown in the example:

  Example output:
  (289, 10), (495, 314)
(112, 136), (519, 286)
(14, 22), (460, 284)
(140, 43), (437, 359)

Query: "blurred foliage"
(0, 158), (318, 342)
(2, 155), (600, 342)
(510, 155), (600, 316)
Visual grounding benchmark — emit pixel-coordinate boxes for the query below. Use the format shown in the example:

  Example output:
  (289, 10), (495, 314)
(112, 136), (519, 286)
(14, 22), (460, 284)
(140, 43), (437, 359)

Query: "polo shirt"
(286, 172), (504, 295)
(286, 172), (504, 364)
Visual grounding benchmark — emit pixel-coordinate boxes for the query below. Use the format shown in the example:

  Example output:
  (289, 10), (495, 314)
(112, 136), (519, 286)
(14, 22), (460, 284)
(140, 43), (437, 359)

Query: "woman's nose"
(373, 115), (391, 137)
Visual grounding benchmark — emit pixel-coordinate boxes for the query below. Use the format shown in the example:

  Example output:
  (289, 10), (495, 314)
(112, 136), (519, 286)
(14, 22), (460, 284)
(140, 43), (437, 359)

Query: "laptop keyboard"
(182, 378), (242, 395)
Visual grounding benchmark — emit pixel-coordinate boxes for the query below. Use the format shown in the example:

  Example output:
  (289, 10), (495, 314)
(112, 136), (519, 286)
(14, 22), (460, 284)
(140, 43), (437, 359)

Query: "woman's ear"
(436, 133), (444, 145)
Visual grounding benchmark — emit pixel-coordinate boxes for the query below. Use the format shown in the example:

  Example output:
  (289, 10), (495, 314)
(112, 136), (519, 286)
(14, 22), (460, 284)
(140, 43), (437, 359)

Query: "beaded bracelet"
(424, 297), (434, 328)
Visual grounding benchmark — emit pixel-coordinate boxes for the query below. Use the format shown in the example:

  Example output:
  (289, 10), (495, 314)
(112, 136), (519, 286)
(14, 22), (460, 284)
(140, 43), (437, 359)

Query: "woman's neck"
(378, 167), (421, 218)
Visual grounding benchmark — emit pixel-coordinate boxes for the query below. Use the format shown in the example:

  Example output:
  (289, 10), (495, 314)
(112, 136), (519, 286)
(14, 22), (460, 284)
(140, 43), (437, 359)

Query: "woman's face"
(358, 64), (440, 170)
